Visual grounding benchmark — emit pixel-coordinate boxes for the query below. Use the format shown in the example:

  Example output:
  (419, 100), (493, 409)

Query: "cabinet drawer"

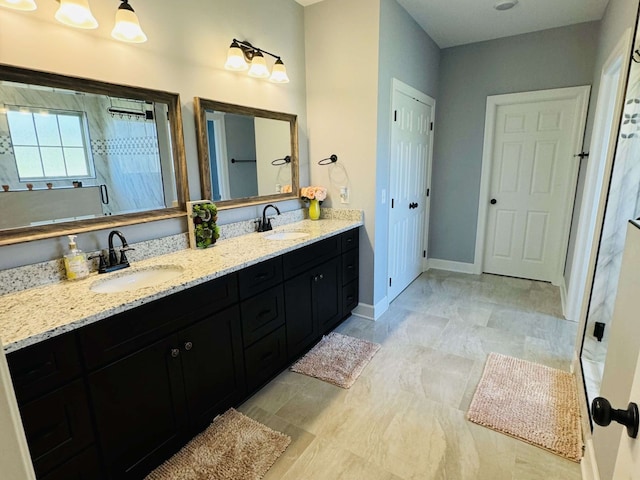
(343, 279), (359, 315)
(238, 257), (283, 300)
(40, 447), (101, 480)
(283, 235), (341, 279)
(341, 228), (359, 252)
(240, 285), (286, 347)
(7, 333), (82, 404)
(244, 326), (287, 392)
(342, 249), (359, 286)
(79, 273), (238, 369)
(20, 380), (94, 477)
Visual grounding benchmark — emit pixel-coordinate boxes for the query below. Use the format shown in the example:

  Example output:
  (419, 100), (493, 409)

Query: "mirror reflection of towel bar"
(271, 155), (291, 166)
(230, 158), (256, 163)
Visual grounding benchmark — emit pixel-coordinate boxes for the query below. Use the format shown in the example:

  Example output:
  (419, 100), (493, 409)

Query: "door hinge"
(426, 188), (430, 197)
(430, 122), (433, 131)
(423, 250), (426, 258)
(394, 110), (397, 122)
(389, 278), (392, 287)
(391, 198), (394, 208)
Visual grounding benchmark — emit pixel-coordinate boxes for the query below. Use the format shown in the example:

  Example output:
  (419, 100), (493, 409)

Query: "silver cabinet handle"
(170, 348), (180, 358)
(184, 341), (193, 351)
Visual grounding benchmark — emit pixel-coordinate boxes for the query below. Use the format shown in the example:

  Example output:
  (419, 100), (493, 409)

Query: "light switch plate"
(340, 186), (350, 204)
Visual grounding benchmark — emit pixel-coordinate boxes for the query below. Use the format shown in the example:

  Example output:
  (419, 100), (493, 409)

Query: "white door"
(388, 80), (434, 301)
(478, 87), (590, 284)
(593, 222), (640, 479)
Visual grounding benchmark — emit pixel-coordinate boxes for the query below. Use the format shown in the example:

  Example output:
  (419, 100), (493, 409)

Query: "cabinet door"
(40, 447), (102, 480)
(88, 335), (187, 480)
(244, 326), (287, 392)
(285, 272), (317, 360)
(20, 380), (94, 477)
(315, 256), (342, 335)
(180, 306), (245, 434)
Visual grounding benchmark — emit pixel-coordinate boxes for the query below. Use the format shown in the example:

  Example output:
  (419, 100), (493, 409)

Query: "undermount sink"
(263, 231), (310, 241)
(90, 265), (184, 294)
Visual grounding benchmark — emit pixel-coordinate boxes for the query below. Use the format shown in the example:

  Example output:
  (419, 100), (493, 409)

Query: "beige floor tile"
(238, 270), (582, 480)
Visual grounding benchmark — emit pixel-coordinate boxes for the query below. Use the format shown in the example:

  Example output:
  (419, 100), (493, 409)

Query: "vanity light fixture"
(111, 0), (147, 43)
(55, 0), (98, 29)
(0, 0), (37, 11)
(224, 39), (290, 83)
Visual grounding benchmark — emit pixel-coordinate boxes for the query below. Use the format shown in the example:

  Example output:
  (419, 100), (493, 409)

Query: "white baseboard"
(352, 297), (389, 321)
(427, 258), (477, 275)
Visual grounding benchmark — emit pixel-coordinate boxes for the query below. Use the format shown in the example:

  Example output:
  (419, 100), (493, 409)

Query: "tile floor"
(239, 269), (583, 479)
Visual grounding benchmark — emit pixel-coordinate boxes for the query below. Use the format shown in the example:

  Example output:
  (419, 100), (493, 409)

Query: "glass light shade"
(55, 0), (98, 29)
(224, 44), (248, 71)
(248, 53), (269, 78)
(269, 59), (290, 83)
(111, 7), (147, 43)
(0, 0), (37, 11)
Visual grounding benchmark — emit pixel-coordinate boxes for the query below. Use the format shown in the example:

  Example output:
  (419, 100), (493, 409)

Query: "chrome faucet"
(256, 204), (281, 232)
(90, 230), (135, 273)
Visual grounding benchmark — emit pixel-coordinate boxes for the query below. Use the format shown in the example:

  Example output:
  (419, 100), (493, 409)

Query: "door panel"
(483, 90), (587, 282)
(388, 87), (433, 301)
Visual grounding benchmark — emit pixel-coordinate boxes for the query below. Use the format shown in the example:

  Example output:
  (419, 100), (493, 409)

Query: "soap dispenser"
(64, 235), (89, 280)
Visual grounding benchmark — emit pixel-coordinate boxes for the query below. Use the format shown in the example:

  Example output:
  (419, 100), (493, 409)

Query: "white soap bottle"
(64, 235), (89, 280)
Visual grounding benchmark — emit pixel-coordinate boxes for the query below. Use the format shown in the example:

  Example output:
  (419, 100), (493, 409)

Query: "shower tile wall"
(583, 70), (640, 391)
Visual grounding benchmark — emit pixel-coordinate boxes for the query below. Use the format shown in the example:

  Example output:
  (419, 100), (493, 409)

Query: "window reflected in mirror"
(0, 64), (188, 245)
(194, 98), (298, 208)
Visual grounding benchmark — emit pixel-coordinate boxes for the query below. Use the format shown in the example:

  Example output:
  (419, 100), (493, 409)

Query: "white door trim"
(565, 29), (633, 323)
(388, 78), (435, 283)
(474, 86), (591, 285)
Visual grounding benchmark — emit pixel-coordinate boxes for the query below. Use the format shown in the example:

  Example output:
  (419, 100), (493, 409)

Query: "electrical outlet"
(340, 186), (350, 204)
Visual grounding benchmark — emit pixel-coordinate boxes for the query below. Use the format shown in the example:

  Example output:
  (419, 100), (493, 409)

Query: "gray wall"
(430, 22), (599, 263)
(375, 0), (440, 304)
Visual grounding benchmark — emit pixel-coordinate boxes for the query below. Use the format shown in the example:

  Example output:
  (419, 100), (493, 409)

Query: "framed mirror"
(0, 64), (189, 246)
(193, 98), (299, 208)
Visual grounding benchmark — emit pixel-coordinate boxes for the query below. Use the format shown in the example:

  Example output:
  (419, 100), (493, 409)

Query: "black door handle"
(490, 199), (497, 205)
(592, 397), (639, 438)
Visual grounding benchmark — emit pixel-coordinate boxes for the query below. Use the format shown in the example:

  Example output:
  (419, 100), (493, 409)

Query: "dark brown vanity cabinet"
(7, 334), (100, 479)
(284, 230), (359, 361)
(79, 274), (244, 480)
(6, 227), (360, 480)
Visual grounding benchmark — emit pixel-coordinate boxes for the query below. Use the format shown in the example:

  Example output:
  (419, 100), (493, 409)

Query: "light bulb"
(111, 1), (147, 43)
(224, 41), (248, 71)
(55, 0), (98, 29)
(0, 0), (37, 11)
(269, 59), (290, 83)
(248, 52), (269, 79)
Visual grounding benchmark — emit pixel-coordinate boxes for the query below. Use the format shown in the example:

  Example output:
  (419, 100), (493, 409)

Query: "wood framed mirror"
(193, 98), (299, 208)
(0, 64), (189, 246)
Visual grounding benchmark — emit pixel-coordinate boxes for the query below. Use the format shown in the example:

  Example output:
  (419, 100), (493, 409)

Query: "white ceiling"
(295, 0), (610, 48)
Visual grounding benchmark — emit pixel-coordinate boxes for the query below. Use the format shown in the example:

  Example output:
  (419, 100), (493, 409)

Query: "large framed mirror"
(193, 98), (299, 208)
(0, 64), (189, 246)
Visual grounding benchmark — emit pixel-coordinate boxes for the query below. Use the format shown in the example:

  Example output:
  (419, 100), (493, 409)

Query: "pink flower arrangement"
(300, 185), (327, 203)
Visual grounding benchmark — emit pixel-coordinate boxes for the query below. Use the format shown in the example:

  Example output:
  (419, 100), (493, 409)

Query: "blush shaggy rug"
(290, 332), (381, 388)
(467, 352), (582, 462)
(145, 408), (290, 480)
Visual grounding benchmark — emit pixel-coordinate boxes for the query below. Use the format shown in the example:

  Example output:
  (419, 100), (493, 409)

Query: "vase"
(308, 199), (321, 220)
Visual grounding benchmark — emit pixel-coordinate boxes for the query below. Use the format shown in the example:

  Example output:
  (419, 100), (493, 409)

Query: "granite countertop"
(0, 218), (362, 353)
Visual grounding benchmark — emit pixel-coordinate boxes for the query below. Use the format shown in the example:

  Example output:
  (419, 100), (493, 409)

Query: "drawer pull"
(184, 342), (193, 351)
(170, 348), (180, 358)
(257, 309), (272, 319)
(347, 265), (354, 270)
(347, 295), (354, 301)
(256, 273), (269, 280)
